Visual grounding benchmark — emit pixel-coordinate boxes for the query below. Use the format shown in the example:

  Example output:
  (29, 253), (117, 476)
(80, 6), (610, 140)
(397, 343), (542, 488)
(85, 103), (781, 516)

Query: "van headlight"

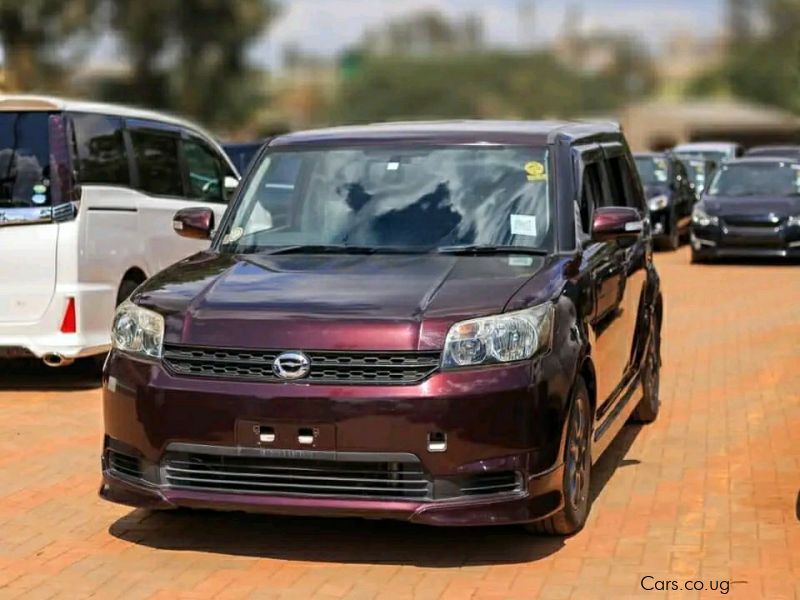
(648, 194), (669, 211)
(692, 206), (719, 227)
(788, 215), (800, 227)
(442, 304), (554, 369)
(111, 301), (164, 359)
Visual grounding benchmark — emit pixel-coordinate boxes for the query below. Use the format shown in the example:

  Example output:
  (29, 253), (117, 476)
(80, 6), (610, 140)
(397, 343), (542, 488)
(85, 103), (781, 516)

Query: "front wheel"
(632, 313), (661, 423)
(525, 377), (592, 536)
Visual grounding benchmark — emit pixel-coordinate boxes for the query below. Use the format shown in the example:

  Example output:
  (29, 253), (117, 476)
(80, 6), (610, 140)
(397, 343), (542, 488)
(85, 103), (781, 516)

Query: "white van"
(0, 96), (239, 367)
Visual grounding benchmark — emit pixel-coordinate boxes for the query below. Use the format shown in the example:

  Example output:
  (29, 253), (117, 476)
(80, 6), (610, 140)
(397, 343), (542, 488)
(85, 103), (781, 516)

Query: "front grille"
(108, 450), (143, 479)
(723, 215), (784, 228)
(163, 452), (432, 500)
(458, 471), (521, 496)
(162, 344), (440, 385)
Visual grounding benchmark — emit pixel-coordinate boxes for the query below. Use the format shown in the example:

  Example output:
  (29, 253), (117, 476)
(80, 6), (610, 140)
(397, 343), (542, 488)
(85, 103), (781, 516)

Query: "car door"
(127, 120), (235, 273)
(591, 144), (648, 417)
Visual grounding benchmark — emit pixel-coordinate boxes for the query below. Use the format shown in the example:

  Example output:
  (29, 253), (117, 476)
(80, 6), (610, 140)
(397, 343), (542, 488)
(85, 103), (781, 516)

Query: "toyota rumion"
(101, 121), (662, 535)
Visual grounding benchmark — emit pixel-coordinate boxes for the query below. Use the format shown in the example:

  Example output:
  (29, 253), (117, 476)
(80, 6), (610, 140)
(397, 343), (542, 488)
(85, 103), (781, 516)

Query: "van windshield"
(221, 145), (553, 253)
(0, 112), (51, 208)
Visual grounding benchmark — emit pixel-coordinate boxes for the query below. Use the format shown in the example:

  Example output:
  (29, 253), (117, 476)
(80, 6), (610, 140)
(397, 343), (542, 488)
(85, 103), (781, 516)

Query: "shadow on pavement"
(0, 358), (101, 391)
(109, 424), (644, 566)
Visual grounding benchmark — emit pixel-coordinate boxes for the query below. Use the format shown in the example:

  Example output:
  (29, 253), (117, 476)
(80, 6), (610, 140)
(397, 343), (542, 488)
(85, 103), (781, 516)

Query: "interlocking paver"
(0, 248), (798, 599)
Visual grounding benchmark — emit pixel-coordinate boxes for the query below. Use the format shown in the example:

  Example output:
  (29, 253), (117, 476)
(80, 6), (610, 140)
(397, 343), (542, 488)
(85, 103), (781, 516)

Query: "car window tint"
(183, 138), (225, 203)
(130, 129), (183, 196)
(71, 113), (130, 186)
(579, 163), (602, 234)
(603, 155), (644, 210)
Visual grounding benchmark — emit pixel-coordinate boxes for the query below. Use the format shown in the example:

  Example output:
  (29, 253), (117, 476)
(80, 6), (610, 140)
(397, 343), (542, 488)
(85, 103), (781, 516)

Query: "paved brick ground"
(0, 248), (798, 599)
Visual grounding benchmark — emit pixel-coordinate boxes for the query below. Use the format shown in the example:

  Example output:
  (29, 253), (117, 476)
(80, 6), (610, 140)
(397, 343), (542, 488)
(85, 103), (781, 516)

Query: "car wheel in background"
(525, 376), (592, 536)
(632, 313), (661, 423)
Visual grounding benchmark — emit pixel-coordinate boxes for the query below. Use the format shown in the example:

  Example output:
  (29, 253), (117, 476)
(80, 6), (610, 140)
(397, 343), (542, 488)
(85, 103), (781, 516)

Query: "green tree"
(0, 0), (96, 91)
(109, 0), (279, 128)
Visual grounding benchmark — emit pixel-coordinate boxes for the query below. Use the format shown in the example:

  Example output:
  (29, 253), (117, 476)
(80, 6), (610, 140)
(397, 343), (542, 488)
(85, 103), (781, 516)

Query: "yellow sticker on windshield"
(524, 161), (547, 181)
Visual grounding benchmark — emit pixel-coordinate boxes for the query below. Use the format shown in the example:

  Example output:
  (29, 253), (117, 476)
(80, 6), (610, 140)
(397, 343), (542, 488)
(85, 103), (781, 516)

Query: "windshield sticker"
(31, 194), (47, 205)
(508, 256), (534, 267)
(510, 214), (538, 237)
(386, 161), (400, 171)
(33, 184), (47, 194)
(524, 161), (547, 181)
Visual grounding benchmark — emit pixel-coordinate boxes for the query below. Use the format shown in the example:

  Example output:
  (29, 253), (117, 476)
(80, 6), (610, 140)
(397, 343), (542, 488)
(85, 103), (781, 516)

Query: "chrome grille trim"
(162, 344), (441, 385)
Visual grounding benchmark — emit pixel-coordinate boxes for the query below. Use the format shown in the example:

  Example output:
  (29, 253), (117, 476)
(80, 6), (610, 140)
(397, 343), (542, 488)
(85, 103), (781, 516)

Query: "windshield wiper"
(238, 244), (427, 256)
(436, 245), (548, 256)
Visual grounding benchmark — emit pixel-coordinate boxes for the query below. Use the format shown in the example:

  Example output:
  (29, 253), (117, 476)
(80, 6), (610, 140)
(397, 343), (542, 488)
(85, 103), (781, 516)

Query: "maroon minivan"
(101, 121), (663, 535)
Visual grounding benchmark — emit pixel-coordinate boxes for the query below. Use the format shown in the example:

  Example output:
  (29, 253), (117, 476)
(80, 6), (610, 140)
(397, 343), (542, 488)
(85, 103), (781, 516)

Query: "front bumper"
(691, 223), (800, 259)
(100, 350), (572, 526)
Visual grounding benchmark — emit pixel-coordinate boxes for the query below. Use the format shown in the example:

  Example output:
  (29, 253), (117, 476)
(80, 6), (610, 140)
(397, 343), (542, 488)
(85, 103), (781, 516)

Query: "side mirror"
(592, 206), (644, 245)
(173, 207), (215, 240)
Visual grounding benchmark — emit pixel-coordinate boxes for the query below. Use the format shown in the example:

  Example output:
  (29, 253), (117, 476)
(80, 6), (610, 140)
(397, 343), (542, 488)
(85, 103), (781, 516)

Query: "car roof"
(745, 145), (800, 154)
(673, 142), (739, 151)
(0, 94), (237, 175)
(634, 152), (668, 159)
(270, 119), (622, 147)
(0, 94), (216, 140)
(720, 156), (800, 166)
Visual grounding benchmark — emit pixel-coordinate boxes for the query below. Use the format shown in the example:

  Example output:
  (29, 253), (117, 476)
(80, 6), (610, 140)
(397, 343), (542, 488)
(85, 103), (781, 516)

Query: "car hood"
(136, 251), (562, 351)
(702, 195), (800, 217)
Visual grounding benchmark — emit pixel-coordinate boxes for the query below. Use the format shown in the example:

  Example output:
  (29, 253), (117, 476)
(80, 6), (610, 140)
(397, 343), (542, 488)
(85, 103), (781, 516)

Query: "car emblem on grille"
(273, 351), (311, 380)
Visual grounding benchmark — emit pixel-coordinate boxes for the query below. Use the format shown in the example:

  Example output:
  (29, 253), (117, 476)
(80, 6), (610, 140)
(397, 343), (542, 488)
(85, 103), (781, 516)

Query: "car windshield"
(221, 145), (553, 253)
(634, 156), (669, 185)
(0, 112), (52, 208)
(707, 162), (800, 197)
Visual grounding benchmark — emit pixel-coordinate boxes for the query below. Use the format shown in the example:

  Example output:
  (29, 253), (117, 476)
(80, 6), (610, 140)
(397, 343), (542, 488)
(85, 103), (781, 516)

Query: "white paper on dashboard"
(510, 214), (538, 237)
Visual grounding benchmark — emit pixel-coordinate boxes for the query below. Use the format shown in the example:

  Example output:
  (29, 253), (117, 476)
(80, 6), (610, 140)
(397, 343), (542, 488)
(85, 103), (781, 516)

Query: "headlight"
(442, 304), (554, 369)
(648, 194), (669, 211)
(692, 206), (719, 227)
(788, 215), (800, 227)
(111, 301), (164, 359)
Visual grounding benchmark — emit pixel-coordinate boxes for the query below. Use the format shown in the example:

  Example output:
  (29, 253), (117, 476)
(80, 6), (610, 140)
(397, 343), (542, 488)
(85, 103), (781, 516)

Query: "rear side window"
(130, 130), (183, 196)
(0, 112), (51, 208)
(71, 113), (129, 186)
(183, 138), (225, 203)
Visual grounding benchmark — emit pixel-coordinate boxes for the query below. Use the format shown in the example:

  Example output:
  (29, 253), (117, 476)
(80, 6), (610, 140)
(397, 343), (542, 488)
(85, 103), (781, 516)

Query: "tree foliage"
(332, 49), (656, 124)
(109, 0), (279, 128)
(0, 0), (97, 91)
(689, 0), (800, 112)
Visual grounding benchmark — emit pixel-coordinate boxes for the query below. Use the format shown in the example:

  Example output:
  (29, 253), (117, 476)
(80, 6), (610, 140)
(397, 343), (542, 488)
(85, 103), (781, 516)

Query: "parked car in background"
(223, 140), (268, 175)
(101, 120), (663, 536)
(634, 152), (697, 249)
(0, 95), (239, 368)
(672, 141), (743, 164)
(691, 157), (800, 262)
(743, 145), (800, 159)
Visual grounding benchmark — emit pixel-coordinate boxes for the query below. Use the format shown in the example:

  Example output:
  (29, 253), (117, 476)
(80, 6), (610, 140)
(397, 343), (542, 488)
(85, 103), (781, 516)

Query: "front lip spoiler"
(99, 462), (565, 527)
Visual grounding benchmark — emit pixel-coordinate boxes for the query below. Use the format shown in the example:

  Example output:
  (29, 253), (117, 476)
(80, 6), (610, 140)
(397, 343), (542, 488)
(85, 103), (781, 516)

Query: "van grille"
(163, 452), (432, 500)
(162, 344), (440, 385)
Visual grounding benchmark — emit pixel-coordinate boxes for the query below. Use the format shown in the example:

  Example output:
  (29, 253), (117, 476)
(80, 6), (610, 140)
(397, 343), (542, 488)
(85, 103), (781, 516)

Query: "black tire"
(116, 278), (140, 306)
(632, 312), (661, 423)
(525, 377), (592, 536)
